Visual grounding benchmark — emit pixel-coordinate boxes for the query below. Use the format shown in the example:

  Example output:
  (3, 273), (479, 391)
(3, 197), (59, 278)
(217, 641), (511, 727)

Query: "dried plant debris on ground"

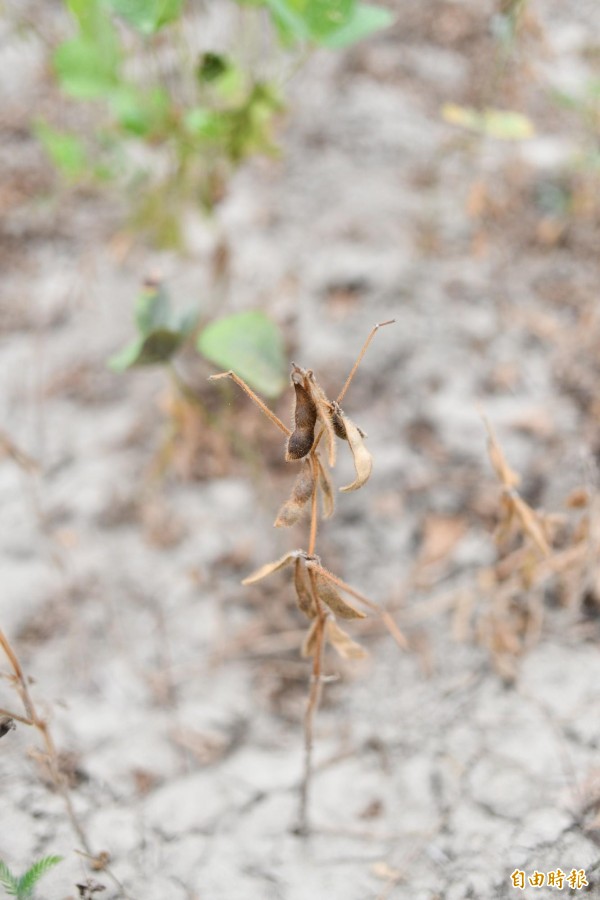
(4, 0), (600, 898)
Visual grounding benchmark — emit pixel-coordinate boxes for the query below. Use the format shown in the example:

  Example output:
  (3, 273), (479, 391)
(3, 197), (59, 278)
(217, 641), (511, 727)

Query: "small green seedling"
(108, 276), (287, 398)
(108, 277), (288, 475)
(0, 857), (63, 900)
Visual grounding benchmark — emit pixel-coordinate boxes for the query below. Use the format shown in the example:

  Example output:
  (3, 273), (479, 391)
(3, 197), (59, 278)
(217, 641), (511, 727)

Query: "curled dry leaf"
(294, 559), (316, 619)
(326, 619), (368, 660)
(241, 550), (303, 585)
(274, 461), (314, 527)
(306, 371), (336, 467)
(334, 405), (372, 492)
(316, 457), (335, 519)
(313, 569), (367, 619)
(286, 366), (317, 461)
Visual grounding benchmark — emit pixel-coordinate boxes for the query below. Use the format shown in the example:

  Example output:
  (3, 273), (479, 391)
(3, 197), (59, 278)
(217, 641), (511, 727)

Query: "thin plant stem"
(209, 371), (290, 436)
(0, 707), (32, 726)
(312, 319), (396, 456)
(336, 319), (395, 405)
(0, 628), (93, 854)
(297, 567), (326, 835)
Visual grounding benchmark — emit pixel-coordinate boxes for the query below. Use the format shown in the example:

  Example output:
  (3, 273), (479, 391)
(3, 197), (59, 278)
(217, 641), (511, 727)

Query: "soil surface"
(2, 2), (600, 898)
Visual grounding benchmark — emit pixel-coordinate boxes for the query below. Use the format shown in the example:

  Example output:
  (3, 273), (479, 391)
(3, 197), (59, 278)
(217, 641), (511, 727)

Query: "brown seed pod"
(306, 371), (336, 467)
(332, 407), (347, 440)
(275, 461), (315, 527)
(326, 619), (368, 660)
(332, 404), (372, 493)
(294, 558), (316, 619)
(0, 716), (15, 739)
(314, 571), (366, 619)
(331, 401), (367, 440)
(301, 619), (320, 658)
(286, 366), (318, 461)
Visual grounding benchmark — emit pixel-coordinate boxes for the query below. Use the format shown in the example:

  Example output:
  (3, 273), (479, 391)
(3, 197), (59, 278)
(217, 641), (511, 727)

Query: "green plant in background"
(36, 0), (393, 246)
(0, 857), (62, 900)
(39, 0), (393, 443)
(108, 277), (287, 398)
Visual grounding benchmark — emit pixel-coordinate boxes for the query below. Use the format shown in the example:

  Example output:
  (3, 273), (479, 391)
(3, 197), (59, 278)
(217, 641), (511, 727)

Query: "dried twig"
(0, 629), (92, 851)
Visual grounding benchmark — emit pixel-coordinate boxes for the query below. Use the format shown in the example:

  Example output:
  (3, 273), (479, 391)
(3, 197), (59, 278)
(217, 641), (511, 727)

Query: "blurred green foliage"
(37, 0), (393, 246)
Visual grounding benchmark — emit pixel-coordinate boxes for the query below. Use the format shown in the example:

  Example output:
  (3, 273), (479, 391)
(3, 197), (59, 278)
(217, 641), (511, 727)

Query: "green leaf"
(225, 83), (282, 162)
(17, 857), (62, 898)
(0, 860), (18, 895)
(442, 104), (535, 140)
(54, 36), (120, 99)
(266, 0), (355, 41)
(110, 281), (196, 371)
(197, 311), (287, 397)
(196, 52), (229, 83)
(302, 0), (355, 38)
(66, 0), (113, 40)
(134, 282), (171, 334)
(184, 108), (228, 143)
(264, 0), (311, 42)
(264, 0), (391, 46)
(108, 329), (185, 371)
(321, 3), (394, 47)
(110, 86), (171, 137)
(106, 0), (185, 33)
(108, 336), (144, 371)
(35, 122), (89, 179)
(214, 65), (246, 104)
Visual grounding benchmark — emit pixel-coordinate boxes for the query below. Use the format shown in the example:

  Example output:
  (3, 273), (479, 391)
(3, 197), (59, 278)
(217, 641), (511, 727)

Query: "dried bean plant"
(210, 320), (404, 833)
(0, 443), (122, 893)
(0, 629), (93, 852)
(461, 414), (598, 680)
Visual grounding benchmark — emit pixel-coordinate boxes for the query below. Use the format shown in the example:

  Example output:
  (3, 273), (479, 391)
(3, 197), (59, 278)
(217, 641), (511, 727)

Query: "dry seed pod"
(0, 716), (15, 739)
(306, 372), (336, 467)
(326, 619), (368, 660)
(316, 457), (335, 519)
(313, 570), (366, 619)
(274, 461), (314, 527)
(294, 559), (316, 619)
(331, 403), (366, 441)
(301, 620), (320, 658)
(286, 366), (317, 461)
(335, 407), (373, 493)
(241, 550), (302, 585)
